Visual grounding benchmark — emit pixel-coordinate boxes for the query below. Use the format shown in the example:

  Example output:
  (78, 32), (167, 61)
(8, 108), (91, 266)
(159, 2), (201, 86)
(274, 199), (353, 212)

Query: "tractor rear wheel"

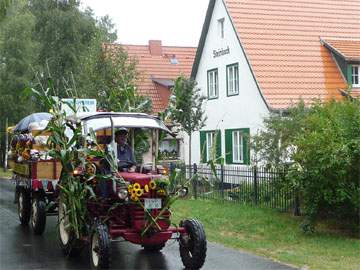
(179, 219), (207, 269)
(58, 198), (83, 256)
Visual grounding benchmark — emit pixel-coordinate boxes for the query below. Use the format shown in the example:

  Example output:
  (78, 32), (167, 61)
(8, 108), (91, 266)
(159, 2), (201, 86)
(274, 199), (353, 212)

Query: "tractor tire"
(18, 189), (31, 225)
(31, 197), (46, 235)
(58, 199), (83, 257)
(90, 223), (111, 269)
(142, 243), (166, 252)
(179, 219), (207, 269)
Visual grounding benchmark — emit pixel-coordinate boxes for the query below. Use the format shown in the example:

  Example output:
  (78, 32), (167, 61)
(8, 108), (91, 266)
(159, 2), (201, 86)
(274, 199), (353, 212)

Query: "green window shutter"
(243, 128), (250, 165)
(216, 130), (221, 163)
(199, 131), (206, 163)
(347, 65), (353, 85)
(225, 129), (232, 164)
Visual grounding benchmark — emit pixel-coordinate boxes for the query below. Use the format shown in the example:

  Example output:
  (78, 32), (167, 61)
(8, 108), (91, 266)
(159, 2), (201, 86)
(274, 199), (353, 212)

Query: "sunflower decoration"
(129, 182), (144, 202)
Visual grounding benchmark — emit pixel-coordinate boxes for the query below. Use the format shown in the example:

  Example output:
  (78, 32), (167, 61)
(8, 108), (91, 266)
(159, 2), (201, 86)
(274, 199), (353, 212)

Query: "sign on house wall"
(213, 46), (230, 58)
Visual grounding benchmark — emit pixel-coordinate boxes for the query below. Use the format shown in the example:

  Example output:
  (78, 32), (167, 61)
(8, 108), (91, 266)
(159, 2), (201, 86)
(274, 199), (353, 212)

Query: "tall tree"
(167, 76), (207, 166)
(0, 0), (39, 125)
(28, 0), (116, 96)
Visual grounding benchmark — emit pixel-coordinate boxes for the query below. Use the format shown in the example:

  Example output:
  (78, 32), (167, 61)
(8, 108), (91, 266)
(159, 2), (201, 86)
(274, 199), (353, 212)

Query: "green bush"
(254, 99), (360, 232)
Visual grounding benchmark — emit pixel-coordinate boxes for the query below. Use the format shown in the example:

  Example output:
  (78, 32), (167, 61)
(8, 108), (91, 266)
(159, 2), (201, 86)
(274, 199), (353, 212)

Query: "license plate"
(144, 198), (162, 210)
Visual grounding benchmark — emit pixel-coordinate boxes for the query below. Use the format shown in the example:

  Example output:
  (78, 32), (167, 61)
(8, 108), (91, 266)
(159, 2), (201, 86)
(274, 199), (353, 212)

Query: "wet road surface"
(0, 179), (297, 270)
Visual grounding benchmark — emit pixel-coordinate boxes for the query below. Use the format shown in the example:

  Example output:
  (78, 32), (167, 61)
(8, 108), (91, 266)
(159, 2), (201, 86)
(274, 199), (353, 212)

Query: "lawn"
(0, 169), (12, 179)
(171, 199), (360, 270)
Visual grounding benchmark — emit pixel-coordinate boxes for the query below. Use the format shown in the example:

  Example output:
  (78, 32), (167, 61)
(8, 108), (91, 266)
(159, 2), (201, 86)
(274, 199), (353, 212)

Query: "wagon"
(9, 113), (60, 235)
(58, 112), (207, 269)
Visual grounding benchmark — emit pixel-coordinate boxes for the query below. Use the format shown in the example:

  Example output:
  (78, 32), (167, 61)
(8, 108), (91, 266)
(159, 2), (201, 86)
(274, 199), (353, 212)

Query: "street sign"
(61, 98), (97, 115)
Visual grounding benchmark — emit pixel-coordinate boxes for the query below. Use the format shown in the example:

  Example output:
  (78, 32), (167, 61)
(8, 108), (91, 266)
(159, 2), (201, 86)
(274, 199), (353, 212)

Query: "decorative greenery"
(253, 99), (360, 232)
(28, 79), (123, 239)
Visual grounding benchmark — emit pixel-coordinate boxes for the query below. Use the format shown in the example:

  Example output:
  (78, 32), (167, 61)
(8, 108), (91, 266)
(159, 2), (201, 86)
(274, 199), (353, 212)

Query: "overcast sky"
(80, 0), (209, 47)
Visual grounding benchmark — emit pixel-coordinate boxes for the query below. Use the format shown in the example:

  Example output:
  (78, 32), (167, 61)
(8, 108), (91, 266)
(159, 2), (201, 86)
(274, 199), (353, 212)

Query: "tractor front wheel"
(179, 219), (207, 269)
(90, 223), (111, 269)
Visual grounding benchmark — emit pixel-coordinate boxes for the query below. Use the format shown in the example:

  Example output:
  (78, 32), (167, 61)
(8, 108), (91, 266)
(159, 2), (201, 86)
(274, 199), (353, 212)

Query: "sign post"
(4, 117), (8, 172)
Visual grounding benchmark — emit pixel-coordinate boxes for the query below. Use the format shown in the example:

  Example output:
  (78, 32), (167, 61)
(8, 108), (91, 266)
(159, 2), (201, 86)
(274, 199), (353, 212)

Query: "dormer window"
(218, 18), (224, 38)
(352, 65), (359, 87)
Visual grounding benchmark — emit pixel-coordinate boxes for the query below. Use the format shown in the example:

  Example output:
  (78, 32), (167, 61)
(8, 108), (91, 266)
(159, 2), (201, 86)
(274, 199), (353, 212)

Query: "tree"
(167, 76), (207, 166)
(0, 0), (39, 128)
(28, 0), (117, 96)
(79, 44), (152, 113)
(253, 99), (360, 232)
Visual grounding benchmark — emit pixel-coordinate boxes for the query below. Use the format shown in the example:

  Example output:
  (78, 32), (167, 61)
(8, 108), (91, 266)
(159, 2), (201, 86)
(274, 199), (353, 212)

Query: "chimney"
(149, 40), (162, 56)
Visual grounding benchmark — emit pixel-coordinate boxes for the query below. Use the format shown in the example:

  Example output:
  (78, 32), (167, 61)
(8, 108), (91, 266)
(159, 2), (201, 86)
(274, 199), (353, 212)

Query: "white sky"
(80, 0), (209, 47)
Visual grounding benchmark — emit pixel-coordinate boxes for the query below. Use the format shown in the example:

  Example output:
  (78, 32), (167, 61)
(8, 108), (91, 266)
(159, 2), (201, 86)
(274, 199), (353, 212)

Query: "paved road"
(0, 179), (297, 270)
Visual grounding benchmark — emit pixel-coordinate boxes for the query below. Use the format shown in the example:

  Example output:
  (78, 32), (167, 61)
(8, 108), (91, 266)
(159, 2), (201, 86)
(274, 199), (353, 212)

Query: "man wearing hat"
(115, 128), (136, 171)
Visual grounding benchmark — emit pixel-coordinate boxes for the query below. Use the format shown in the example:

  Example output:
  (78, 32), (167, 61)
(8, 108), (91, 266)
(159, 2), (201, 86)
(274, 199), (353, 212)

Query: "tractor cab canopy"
(66, 112), (171, 134)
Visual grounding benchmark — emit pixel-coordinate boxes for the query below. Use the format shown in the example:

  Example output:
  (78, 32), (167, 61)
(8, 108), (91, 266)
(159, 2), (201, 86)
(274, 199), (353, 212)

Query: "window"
(218, 18), (224, 38)
(225, 128), (250, 165)
(232, 131), (244, 163)
(200, 130), (221, 163)
(227, 63), (239, 96)
(352, 65), (359, 87)
(207, 69), (218, 99)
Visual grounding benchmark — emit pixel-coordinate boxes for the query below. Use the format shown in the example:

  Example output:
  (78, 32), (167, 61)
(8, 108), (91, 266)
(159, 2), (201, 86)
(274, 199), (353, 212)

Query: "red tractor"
(58, 112), (207, 269)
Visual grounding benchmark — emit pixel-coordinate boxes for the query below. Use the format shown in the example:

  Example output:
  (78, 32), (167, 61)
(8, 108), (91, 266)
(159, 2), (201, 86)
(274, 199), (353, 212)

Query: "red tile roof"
(105, 41), (196, 113)
(321, 38), (360, 61)
(221, 0), (360, 109)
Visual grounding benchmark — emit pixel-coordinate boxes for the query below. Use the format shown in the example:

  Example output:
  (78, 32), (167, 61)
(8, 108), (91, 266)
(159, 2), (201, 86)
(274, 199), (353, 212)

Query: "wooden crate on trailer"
(32, 160), (62, 180)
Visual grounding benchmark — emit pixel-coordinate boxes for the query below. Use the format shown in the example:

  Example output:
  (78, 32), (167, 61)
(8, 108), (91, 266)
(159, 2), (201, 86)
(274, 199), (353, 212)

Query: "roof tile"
(105, 42), (196, 113)
(224, 0), (360, 109)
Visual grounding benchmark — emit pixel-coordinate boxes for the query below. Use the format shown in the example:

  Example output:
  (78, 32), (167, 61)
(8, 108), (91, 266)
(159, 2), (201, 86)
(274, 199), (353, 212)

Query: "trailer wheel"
(179, 219), (207, 269)
(142, 243), (165, 252)
(90, 223), (110, 269)
(58, 199), (83, 256)
(31, 197), (46, 235)
(18, 189), (31, 225)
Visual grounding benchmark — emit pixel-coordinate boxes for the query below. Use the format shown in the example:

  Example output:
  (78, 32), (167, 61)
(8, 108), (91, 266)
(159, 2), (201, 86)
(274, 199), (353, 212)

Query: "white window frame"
(232, 131), (244, 163)
(352, 65), (360, 87)
(227, 63), (239, 96)
(207, 69), (218, 99)
(218, 18), (224, 38)
(206, 132), (215, 161)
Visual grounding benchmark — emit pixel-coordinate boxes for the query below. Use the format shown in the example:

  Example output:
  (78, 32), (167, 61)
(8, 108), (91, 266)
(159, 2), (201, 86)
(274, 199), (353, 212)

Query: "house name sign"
(213, 46), (230, 58)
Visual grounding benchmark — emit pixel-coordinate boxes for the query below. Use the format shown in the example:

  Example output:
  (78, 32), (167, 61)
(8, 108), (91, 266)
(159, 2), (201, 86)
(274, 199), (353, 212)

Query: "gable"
(193, 0), (360, 110)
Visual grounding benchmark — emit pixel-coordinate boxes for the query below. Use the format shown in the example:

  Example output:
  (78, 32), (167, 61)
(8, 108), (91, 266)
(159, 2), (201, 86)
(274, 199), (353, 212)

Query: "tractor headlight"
(118, 188), (128, 200)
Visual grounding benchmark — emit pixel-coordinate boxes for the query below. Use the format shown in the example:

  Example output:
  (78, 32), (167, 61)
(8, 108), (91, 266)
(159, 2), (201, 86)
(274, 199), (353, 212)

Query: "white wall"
(184, 0), (269, 165)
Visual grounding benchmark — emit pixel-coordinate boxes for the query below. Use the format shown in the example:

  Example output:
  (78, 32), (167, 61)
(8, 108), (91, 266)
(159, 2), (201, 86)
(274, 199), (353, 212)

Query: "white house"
(185, 0), (360, 165)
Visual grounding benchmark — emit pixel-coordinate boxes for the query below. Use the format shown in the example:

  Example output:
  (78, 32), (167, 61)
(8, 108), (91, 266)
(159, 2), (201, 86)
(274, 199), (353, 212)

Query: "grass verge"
(172, 199), (360, 270)
(0, 170), (12, 179)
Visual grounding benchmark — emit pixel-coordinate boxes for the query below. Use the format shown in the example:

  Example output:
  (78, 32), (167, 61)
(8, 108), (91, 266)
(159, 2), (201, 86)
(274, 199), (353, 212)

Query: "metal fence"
(180, 164), (297, 212)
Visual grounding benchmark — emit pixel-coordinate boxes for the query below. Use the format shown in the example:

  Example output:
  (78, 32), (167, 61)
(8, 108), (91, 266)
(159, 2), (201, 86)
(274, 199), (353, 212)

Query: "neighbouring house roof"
(105, 41), (196, 113)
(321, 38), (360, 62)
(192, 0), (360, 110)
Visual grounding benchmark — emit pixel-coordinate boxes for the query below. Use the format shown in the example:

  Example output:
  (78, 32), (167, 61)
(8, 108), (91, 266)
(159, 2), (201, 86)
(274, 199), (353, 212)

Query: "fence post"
(193, 163), (198, 200)
(220, 164), (224, 200)
(253, 166), (258, 205)
(293, 189), (301, 216)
